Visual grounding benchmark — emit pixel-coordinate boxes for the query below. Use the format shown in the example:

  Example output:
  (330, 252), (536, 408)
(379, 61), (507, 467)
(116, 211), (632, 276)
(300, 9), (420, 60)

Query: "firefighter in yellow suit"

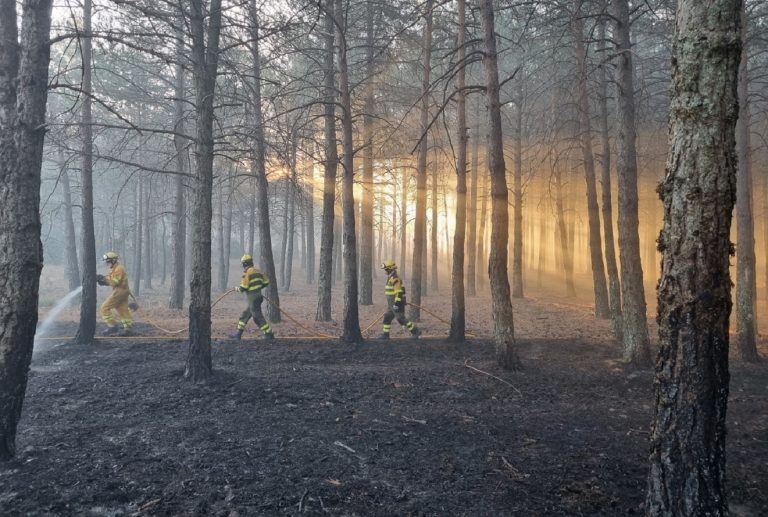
(379, 259), (421, 339)
(97, 251), (133, 336)
(230, 254), (275, 340)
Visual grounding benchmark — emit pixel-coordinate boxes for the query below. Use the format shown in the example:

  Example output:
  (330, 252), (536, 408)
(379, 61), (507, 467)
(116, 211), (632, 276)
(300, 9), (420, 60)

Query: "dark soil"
(2, 329), (767, 516)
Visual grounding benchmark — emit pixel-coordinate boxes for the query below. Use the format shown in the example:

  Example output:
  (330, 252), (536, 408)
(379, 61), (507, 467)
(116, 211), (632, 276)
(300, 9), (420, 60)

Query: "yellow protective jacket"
(385, 271), (405, 309)
(240, 266), (269, 293)
(106, 263), (129, 291)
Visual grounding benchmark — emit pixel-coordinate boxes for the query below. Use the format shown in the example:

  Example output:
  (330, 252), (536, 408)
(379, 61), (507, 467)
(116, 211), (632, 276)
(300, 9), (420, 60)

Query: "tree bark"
(467, 105), (480, 296)
(511, 84), (523, 299)
(0, 0), (52, 460)
(735, 6), (759, 362)
(316, 0), (337, 321)
(305, 168), (315, 285)
(285, 175), (296, 292)
(359, 0), (376, 305)
(572, 2), (609, 319)
(336, 0), (362, 342)
(168, 27), (188, 309)
(449, 0), (467, 343)
(597, 15), (622, 340)
(247, 1), (280, 322)
(400, 165), (408, 282)
(133, 181), (143, 296)
(477, 157), (488, 293)
(480, 0), (519, 370)
(647, 1), (742, 514)
(143, 179), (153, 290)
(613, 0), (651, 366)
(409, 0), (433, 322)
(185, 0), (223, 382)
(75, 0), (97, 344)
(431, 149), (439, 292)
(58, 148), (81, 291)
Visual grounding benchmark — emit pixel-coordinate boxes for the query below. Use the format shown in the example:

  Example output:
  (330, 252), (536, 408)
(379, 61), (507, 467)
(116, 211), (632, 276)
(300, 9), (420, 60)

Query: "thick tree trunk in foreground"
(613, 0), (651, 366)
(75, 0), (97, 345)
(480, 0), (519, 370)
(735, 9), (759, 362)
(185, 0), (222, 382)
(449, 0), (467, 342)
(59, 149), (81, 291)
(409, 0), (433, 322)
(248, 3), (280, 322)
(572, 3), (609, 319)
(431, 152), (439, 292)
(169, 29), (188, 309)
(316, 0), (336, 321)
(0, 0), (52, 460)
(597, 16), (622, 340)
(336, 0), (362, 342)
(647, 1), (742, 514)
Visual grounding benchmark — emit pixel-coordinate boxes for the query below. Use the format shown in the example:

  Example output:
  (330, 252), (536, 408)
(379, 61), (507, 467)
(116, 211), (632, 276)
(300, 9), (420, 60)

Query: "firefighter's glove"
(128, 301), (140, 311)
(395, 298), (405, 311)
(237, 286), (246, 293)
(96, 274), (107, 286)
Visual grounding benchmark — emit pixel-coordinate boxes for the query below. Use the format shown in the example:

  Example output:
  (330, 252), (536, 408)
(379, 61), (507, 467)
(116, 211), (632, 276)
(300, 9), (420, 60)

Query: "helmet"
(103, 251), (119, 262)
(241, 254), (254, 267)
(381, 259), (396, 271)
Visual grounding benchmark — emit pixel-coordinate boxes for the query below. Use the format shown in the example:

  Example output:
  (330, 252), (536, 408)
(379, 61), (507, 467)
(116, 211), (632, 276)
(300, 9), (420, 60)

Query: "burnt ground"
(1, 323), (767, 516)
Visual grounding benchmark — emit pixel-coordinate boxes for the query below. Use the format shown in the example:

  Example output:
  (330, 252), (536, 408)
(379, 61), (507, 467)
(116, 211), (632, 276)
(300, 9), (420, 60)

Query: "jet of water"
(33, 286), (83, 357)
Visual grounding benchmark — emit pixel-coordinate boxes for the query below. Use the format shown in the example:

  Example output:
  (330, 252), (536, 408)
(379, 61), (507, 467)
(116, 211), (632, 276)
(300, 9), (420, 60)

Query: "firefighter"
(96, 251), (133, 336)
(231, 254), (275, 340)
(379, 259), (421, 339)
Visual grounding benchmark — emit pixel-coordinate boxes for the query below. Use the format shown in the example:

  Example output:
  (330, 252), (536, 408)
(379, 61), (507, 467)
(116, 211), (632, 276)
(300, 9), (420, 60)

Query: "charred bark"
(449, 0), (467, 343)
(0, 0), (52, 460)
(315, 0), (337, 321)
(647, 1), (742, 513)
(480, 0), (519, 370)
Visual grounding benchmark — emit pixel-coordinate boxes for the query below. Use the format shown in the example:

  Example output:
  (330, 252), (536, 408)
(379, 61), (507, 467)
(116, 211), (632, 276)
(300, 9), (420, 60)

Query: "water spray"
(33, 286), (83, 357)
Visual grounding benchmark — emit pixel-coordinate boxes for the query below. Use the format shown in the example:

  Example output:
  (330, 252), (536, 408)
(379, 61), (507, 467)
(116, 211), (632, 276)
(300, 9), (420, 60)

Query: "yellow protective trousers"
(101, 288), (132, 328)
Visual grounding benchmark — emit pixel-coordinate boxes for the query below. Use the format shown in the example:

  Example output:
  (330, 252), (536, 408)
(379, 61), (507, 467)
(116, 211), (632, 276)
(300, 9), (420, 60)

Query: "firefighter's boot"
(410, 327), (421, 339)
(230, 329), (244, 340)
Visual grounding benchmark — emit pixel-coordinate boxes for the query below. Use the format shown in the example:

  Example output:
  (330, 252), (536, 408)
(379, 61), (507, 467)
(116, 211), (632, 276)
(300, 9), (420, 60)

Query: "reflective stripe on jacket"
(240, 266), (269, 292)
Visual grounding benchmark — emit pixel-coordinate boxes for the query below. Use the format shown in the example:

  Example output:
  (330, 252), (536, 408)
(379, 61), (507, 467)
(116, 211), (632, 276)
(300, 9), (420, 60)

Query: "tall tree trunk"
(467, 105), (480, 296)
(409, 0), (433, 321)
(647, 1), (742, 514)
(223, 167), (233, 287)
(511, 84), (523, 298)
(400, 166), (408, 282)
(336, 0), (362, 342)
(75, 0), (97, 344)
(248, 2), (280, 322)
(554, 161), (575, 296)
(597, 15), (622, 340)
(477, 160), (488, 293)
(217, 182), (226, 292)
(58, 149), (81, 291)
(431, 150), (439, 291)
(359, 0), (375, 305)
(0, 0), (52, 460)
(305, 169), (315, 285)
(449, 0), (467, 342)
(143, 179), (153, 290)
(614, 0), (651, 366)
(168, 27), (188, 309)
(285, 176), (296, 292)
(572, 3), (609, 319)
(133, 181), (143, 296)
(185, 0), (223, 381)
(735, 6), (759, 362)
(481, 0), (519, 370)
(161, 215), (167, 285)
(280, 179), (290, 285)
(316, 0), (337, 321)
